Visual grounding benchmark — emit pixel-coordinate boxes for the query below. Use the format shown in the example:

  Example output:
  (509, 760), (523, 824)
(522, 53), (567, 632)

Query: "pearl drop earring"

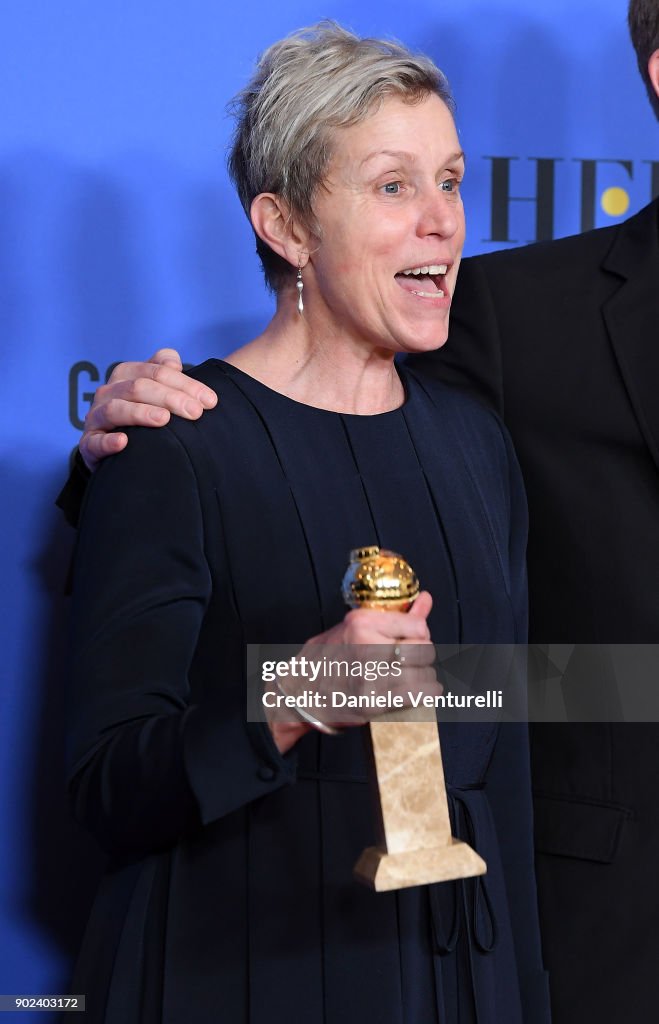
(296, 259), (304, 314)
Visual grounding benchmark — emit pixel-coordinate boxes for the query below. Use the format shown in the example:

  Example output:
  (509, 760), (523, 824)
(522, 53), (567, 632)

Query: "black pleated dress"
(67, 360), (550, 1023)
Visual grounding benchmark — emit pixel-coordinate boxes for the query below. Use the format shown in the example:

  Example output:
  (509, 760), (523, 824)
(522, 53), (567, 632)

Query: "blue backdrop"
(0, 0), (655, 1012)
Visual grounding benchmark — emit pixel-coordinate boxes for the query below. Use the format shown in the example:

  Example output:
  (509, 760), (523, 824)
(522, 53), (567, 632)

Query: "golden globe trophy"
(342, 546), (486, 891)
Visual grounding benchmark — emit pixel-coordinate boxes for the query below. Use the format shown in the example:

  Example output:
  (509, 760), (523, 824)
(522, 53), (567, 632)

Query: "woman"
(66, 22), (550, 1024)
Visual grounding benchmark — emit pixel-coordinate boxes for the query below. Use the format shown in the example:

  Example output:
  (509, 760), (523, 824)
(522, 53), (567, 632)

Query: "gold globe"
(342, 546), (420, 611)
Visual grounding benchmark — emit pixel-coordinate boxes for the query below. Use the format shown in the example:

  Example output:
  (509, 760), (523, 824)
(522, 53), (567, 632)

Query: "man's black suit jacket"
(410, 198), (659, 1024)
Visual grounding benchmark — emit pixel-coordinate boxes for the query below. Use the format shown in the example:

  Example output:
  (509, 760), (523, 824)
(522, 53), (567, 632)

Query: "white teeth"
(411, 289), (445, 298)
(401, 263), (448, 276)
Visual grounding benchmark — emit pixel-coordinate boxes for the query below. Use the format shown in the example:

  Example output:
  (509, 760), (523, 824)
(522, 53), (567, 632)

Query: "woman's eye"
(382, 182), (402, 195)
(440, 178), (461, 193)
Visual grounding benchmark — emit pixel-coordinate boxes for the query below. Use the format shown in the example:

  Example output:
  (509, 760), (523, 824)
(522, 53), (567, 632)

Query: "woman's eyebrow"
(360, 148), (466, 167)
(360, 149), (417, 167)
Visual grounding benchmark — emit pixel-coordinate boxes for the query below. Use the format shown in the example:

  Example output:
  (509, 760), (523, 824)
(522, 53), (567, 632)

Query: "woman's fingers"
(393, 642), (436, 667)
(342, 593), (433, 643)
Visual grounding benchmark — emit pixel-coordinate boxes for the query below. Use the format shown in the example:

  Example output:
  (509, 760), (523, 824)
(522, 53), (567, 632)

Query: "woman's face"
(305, 91), (465, 355)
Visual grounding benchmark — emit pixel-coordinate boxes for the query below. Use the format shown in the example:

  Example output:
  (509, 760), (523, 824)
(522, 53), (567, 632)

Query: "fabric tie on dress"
(429, 786), (499, 1024)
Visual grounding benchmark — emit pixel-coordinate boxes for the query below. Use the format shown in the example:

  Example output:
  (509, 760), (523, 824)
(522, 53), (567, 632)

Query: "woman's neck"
(224, 298), (405, 415)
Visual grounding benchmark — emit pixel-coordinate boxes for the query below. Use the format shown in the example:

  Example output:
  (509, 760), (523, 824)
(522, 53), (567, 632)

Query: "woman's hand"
(268, 592), (439, 753)
(79, 348), (218, 471)
(307, 590), (433, 647)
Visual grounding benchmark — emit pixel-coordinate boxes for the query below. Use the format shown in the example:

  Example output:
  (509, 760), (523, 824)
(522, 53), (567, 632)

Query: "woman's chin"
(398, 328), (450, 355)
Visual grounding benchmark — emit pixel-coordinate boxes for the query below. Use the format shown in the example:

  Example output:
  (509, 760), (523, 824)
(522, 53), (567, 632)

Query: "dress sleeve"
(68, 424), (296, 861)
(407, 255), (506, 416)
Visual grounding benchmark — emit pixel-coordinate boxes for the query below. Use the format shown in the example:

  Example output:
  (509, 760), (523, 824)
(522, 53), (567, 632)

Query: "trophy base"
(354, 840), (487, 892)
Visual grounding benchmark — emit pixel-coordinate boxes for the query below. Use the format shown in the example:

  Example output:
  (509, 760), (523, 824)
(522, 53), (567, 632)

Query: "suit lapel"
(601, 199), (659, 471)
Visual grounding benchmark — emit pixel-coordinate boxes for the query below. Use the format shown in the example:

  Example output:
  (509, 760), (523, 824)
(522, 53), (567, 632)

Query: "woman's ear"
(250, 193), (310, 268)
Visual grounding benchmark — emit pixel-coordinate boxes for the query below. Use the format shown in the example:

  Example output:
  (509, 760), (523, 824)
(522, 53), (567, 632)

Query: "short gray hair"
(228, 21), (455, 291)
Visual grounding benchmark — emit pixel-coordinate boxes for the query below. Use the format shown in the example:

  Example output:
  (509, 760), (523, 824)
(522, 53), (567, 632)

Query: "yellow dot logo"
(600, 187), (630, 217)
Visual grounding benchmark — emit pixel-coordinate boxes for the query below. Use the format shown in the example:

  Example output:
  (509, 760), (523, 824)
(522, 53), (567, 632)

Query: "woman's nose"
(417, 188), (463, 239)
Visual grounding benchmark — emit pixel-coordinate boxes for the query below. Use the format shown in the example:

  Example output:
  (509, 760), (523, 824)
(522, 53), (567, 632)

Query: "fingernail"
(150, 409), (168, 423)
(183, 400), (201, 417)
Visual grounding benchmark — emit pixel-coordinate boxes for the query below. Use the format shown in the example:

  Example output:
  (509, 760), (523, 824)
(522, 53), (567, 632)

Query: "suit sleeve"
(485, 427), (551, 1022)
(408, 255), (506, 416)
(67, 424), (296, 860)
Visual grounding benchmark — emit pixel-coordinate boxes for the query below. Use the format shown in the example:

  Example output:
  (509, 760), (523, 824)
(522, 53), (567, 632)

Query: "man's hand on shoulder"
(80, 348), (218, 471)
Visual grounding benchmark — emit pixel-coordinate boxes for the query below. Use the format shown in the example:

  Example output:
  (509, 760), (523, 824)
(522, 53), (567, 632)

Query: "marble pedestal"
(354, 717), (486, 892)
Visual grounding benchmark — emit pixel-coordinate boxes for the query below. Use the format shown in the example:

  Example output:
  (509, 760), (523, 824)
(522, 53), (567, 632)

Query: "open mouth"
(394, 264), (449, 298)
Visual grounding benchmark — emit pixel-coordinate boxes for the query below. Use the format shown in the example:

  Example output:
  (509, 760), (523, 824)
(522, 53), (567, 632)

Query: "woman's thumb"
(408, 590), (432, 620)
